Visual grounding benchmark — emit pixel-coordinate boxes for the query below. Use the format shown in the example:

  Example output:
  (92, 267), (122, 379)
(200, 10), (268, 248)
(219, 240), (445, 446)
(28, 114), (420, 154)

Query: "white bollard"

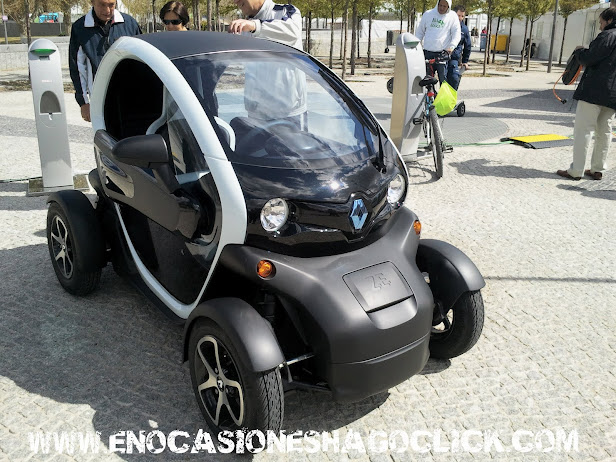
(28, 38), (74, 192)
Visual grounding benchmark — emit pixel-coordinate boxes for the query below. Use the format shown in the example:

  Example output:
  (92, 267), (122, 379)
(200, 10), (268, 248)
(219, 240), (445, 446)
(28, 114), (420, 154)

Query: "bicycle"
(387, 51), (452, 178)
(415, 51), (451, 178)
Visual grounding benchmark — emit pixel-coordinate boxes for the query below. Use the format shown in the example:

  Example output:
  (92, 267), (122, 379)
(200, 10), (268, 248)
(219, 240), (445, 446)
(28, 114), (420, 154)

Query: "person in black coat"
(69, 0), (141, 122)
(446, 5), (471, 90)
(557, 7), (616, 181)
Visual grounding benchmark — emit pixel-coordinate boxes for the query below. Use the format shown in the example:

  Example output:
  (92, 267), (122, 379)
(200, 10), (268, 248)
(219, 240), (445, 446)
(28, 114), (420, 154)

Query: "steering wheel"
(238, 119), (298, 153)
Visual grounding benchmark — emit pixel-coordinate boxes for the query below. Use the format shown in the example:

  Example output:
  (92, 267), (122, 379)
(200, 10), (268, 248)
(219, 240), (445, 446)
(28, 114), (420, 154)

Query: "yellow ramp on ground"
(503, 134), (574, 149)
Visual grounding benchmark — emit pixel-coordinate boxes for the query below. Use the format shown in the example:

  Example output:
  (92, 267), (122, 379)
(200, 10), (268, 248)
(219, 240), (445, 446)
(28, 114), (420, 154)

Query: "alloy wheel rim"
(195, 335), (244, 429)
(50, 215), (74, 279)
(432, 309), (453, 335)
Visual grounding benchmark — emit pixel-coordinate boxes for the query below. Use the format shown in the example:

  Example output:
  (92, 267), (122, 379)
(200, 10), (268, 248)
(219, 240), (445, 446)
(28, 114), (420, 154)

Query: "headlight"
(260, 198), (289, 232)
(387, 174), (406, 205)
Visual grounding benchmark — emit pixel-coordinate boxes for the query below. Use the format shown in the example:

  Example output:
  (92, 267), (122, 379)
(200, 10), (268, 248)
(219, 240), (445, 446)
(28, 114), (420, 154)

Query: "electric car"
(46, 31), (485, 434)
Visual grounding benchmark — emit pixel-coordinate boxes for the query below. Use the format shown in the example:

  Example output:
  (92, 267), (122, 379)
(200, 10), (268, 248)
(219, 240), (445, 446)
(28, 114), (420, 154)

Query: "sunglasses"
(163, 19), (182, 25)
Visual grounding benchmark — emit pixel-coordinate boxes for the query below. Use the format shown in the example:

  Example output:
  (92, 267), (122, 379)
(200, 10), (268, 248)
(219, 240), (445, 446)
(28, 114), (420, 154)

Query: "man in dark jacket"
(557, 7), (616, 181)
(446, 5), (471, 90)
(69, 0), (141, 122)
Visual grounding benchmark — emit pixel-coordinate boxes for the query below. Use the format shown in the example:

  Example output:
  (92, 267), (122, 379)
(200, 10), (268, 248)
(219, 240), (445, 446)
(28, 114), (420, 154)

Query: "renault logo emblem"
(350, 199), (368, 231)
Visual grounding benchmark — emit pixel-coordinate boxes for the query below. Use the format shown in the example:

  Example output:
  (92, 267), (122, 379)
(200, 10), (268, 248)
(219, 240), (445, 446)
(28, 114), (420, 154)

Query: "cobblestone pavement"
(0, 61), (615, 462)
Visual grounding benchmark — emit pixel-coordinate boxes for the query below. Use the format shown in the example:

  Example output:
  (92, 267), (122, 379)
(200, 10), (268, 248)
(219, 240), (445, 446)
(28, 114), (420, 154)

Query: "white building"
(489, 2), (610, 61)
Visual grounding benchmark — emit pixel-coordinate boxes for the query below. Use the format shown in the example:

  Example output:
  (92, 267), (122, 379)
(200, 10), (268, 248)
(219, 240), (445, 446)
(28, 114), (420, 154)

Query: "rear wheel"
(456, 102), (466, 117)
(387, 77), (394, 94)
(188, 319), (284, 434)
(430, 290), (484, 359)
(429, 106), (444, 178)
(46, 194), (104, 295)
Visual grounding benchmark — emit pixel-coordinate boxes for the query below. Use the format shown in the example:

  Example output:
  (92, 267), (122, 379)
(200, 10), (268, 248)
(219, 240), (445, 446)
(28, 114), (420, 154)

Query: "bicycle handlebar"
(425, 50), (451, 65)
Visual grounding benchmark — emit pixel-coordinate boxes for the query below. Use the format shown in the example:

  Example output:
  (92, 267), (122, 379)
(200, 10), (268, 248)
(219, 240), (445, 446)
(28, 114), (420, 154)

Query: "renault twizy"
(46, 32), (485, 434)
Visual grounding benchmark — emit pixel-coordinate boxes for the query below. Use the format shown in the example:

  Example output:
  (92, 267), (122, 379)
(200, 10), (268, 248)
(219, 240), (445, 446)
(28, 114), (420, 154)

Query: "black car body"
(46, 31), (485, 433)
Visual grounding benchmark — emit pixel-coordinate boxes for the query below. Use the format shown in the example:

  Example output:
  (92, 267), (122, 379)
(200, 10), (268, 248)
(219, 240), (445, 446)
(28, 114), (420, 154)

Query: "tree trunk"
(340, 13), (344, 59)
(25, 0), (31, 45)
(519, 16), (529, 67)
(60, 0), (71, 35)
(525, 20), (534, 71)
(491, 16), (501, 64)
(342, 0), (349, 79)
(559, 16), (568, 65)
(215, 0), (220, 31)
(152, 0), (157, 32)
(482, 12), (491, 76)
(350, 0), (356, 75)
(329, 9), (335, 67)
(406, 0), (410, 32)
(357, 15), (361, 59)
(192, 0), (199, 30)
(207, 0), (212, 30)
(411, 7), (416, 33)
(306, 11), (312, 54)
(368, 4), (372, 68)
(505, 17), (513, 63)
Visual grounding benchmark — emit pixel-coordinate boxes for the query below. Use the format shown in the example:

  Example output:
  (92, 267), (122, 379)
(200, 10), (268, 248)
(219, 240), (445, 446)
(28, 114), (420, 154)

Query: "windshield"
(172, 51), (379, 169)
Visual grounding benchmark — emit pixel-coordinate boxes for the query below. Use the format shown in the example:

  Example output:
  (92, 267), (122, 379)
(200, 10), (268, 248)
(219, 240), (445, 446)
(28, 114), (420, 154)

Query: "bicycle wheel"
(429, 106), (444, 178)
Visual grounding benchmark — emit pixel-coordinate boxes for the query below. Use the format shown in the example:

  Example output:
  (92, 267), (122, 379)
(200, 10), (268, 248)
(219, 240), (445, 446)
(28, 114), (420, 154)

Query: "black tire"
(456, 102), (466, 117)
(429, 107), (444, 178)
(387, 77), (394, 94)
(385, 47), (390, 53)
(188, 319), (284, 434)
(430, 290), (484, 359)
(46, 195), (104, 296)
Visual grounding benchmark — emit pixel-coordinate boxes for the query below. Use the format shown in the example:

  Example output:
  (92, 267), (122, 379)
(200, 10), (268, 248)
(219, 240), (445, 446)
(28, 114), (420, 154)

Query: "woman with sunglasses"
(160, 1), (189, 31)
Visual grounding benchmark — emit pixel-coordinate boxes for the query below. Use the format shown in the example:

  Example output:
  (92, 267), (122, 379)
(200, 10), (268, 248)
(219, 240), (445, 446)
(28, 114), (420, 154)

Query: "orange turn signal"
(413, 220), (422, 235)
(257, 260), (275, 279)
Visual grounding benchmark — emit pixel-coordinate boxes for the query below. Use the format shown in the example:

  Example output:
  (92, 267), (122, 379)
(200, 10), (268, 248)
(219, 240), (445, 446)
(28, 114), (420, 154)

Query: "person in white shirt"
(228, 0), (306, 126)
(228, 0), (302, 50)
(415, 0), (461, 84)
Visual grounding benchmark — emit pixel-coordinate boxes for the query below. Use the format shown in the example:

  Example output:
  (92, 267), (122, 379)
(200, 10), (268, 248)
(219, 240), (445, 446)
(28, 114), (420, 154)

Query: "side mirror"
(111, 133), (169, 169)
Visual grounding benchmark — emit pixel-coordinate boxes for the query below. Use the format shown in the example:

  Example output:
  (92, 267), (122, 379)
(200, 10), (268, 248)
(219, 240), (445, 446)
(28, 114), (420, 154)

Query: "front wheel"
(188, 320), (284, 434)
(430, 290), (484, 359)
(428, 107), (444, 178)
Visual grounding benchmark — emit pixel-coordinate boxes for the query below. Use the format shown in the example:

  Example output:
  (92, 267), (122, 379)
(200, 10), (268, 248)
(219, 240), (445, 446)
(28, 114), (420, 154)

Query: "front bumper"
(220, 207), (434, 401)
(329, 332), (430, 402)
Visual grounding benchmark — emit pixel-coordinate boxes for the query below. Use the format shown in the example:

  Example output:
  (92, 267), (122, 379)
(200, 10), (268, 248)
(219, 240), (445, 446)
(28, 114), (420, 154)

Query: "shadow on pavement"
(419, 359), (451, 375)
(404, 162), (440, 184)
(0, 242), (415, 459)
(449, 158), (558, 180)
(0, 182), (48, 211)
(0, 115), (93, 144)
(557, 184), (616, 201)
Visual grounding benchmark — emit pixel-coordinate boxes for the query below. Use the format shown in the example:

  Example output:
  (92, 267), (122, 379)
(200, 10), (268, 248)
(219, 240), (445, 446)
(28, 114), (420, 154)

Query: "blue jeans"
(446, 59), (461, 90)
(423, 50), (447, 85)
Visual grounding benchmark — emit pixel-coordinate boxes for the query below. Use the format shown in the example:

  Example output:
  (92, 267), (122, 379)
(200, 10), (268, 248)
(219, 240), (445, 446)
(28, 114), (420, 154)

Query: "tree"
(520, 0), (554, 70)
(558, 0), (595, 64)
(350, 0), (356, 73)
(476, 0), (506, 76)
(518, 15), (528, 66)
(361, 0), (384, 67)
(499, 0), (523, 63)
(323, 0), (343, 67)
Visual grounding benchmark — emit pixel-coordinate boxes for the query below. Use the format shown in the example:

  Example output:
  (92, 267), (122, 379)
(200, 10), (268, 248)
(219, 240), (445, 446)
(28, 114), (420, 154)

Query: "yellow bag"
(433, 81), (458, 116)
